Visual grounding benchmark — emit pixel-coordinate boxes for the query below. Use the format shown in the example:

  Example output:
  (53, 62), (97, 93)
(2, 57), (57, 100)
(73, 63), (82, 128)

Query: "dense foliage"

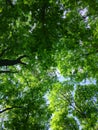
(0, 0), (98, 129)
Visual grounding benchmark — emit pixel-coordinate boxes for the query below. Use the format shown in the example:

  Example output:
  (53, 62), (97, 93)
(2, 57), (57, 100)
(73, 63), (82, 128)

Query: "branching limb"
(60, 92), (87, 118)
(0, 55), (28, 66)
(16, 55), (28, 65)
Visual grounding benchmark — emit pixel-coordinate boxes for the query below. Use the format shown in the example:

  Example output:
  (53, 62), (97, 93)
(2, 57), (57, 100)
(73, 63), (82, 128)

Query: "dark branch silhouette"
(0, 55), (27, 66)
(0, 70), (18, 73)
(0, 106), (23, 114)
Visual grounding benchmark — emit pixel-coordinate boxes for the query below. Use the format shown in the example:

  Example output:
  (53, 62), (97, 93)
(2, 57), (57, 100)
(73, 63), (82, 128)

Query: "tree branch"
(0, 70), (18, 73)
(0, 55), (27, 66)
(0, 106), (23, 114)
(60, 92), (87, 118)
(0, 48), (8, 57)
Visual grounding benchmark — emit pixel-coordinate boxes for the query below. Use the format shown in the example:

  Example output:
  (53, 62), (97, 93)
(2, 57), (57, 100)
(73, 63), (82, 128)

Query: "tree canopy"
(0, 0), (98, 129)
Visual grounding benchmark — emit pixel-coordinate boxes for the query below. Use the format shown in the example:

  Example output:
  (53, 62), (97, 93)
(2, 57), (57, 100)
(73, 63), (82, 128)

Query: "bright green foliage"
(0, 0), (98, 130)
